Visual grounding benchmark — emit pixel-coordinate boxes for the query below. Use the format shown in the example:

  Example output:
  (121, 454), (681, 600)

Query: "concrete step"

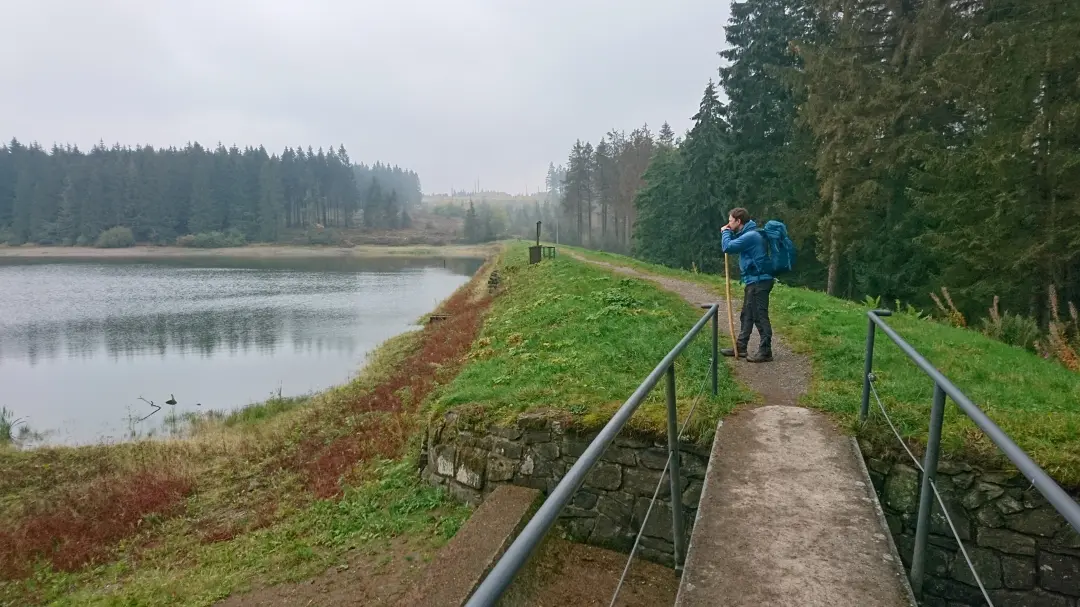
(400, 484), (540, 607)
(676, 405), (915, 607)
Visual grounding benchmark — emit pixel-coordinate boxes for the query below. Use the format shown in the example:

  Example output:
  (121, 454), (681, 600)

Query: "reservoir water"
(0, 255), (480, 446)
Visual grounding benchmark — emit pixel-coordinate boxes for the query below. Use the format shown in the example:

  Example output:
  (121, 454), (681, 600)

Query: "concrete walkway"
(570, 253), (913, 607)
(675, 405), (913, 606)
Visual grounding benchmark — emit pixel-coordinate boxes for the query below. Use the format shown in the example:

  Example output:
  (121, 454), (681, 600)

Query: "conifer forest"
(552, 0), (1079, 326)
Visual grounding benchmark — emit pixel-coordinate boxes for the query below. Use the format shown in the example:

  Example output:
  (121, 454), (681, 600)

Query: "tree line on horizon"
(431, 194), (566, 246)
(548, 126), (662, 254)
(0, 139), (422, 247)
(548, 0), (1080, 331)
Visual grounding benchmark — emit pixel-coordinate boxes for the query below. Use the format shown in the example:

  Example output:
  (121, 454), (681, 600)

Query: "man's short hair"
(729, 207), (751, 224)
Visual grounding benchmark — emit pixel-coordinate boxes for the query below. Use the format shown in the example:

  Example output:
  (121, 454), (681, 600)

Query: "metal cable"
(677, 373), (711, 440)
(868, 378), (924, 474)
(868, 376), (994, 606)
(609, 371), (711, 606)
(608, 452), (673, 607)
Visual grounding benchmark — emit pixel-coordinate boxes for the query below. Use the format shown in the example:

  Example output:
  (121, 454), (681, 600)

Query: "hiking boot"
(721, 348), (748, 359)
(747, 350), (773, 363)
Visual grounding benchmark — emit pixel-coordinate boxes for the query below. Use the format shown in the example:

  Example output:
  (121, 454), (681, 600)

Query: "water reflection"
(0, 256), (480, 445)
(2, 307), (365, 364)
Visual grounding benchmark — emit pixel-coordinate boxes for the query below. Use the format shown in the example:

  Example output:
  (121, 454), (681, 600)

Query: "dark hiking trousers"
(737, 279), (773, 355)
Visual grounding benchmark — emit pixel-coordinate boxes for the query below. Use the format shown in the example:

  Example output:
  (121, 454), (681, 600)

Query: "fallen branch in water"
(137, 397), (161, 421)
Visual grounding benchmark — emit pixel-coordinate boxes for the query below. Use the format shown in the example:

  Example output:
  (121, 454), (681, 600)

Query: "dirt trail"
(569, 254), (810, 407)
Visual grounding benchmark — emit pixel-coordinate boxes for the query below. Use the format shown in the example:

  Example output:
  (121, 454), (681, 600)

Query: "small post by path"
(529, 221), (542, 265)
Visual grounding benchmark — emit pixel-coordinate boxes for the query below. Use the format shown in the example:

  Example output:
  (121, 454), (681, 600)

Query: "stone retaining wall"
(866, 454), (1080, 606)
(420, 410), (710, 566)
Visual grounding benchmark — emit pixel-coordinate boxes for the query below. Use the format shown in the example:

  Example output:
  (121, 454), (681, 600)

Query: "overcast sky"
(1, 0), (732, 195)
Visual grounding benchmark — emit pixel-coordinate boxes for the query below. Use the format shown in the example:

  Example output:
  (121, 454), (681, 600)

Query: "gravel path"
(569, 254), (810, 406)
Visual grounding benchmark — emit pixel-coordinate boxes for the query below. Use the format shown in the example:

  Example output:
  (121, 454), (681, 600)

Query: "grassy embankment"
(0, 257), (494, 606)
(429, 242), (747, 444)
(571, 247), (1080, 488)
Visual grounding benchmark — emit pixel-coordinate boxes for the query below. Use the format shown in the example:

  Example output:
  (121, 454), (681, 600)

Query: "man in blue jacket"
(720, 207), (773, 362)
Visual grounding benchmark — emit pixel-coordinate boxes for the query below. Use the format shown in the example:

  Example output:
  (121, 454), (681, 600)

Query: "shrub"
(980, 296), (1040, 351)
(930, 286), (966, 327)
(1040, 285), (1080, 371)
(176, 229), (247, 248)
(75, 235), (91, 247)
(94, 226), (136, 248)
(305, 228), (340, 246)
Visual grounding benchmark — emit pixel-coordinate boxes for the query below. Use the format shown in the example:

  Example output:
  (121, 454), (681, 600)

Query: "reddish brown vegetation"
(930, 286), (967, 328)
(1043, 284), (1080, 371)
(293, 279), (493, 498)
(0, 469), (193, 580)
(199, 502), (279, 545)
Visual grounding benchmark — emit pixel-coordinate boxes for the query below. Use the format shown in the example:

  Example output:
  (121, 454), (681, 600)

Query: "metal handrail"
(465, 304), (721, 606)
(860, 309), (1080, 598)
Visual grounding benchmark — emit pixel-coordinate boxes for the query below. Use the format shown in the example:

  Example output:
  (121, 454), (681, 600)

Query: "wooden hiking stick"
(724, 253), (738, 357)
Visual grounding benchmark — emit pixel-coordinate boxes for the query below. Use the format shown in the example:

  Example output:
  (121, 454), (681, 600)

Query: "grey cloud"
(1, 0), (731, 193)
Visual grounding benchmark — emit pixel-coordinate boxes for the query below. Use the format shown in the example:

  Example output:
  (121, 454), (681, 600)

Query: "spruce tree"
(463, 200), (479, 243)
(258, 158), (284, 241)
(657, 122), (676, 148)
(720, 0), (822, 283)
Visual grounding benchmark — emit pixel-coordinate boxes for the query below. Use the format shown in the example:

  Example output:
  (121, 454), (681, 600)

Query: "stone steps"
(399, 484), (541, 606)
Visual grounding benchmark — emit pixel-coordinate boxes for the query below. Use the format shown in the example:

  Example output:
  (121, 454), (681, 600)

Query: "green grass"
(220, 393), (310, 428)
(771, 284), (1080, 486)
(557, 247), (1080, 487)
(0, 407), (20, 446)
(429, 243), (747, 444)
(0, 407), (37, 449)
(7, 459), (467, 607)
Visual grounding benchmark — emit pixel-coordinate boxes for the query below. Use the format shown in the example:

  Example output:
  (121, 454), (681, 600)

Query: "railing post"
(711, 306), (719, 397)
(911, 383), (946, 598)
(861, 314), (877, 423)
(666, 363), (687, 571)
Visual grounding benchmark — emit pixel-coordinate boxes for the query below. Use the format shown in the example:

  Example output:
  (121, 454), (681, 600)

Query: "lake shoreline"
(0, 255), (497, 605)
(0, 250), (484, 447)
(0, 243), (497, 260)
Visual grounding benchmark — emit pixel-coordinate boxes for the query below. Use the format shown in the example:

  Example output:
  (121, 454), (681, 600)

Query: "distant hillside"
(423, 192), (550, 206)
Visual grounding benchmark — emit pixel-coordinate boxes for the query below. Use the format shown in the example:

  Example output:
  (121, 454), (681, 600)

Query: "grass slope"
(430, 243), (746, 444)
(17, 461), (466, 607)
(774, 286), (1080, 486)
(568, 247), (1080, 487)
